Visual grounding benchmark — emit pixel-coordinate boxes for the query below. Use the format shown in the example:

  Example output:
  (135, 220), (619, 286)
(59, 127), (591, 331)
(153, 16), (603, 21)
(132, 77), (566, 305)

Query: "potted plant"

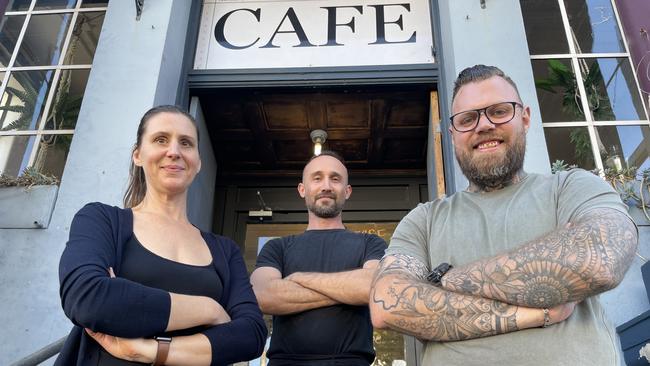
(601, 166), (650, 225)
(0, 166), (59, 229)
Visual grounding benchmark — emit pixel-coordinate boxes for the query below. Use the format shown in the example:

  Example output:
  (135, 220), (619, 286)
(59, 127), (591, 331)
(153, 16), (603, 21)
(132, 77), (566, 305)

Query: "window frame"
(525, 0), (650, 172)
(0, 0), (108, 177)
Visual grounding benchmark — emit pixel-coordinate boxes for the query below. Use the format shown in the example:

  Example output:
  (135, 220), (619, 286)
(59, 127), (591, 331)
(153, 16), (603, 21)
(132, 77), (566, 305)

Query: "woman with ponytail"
(56, 105), (266, 366)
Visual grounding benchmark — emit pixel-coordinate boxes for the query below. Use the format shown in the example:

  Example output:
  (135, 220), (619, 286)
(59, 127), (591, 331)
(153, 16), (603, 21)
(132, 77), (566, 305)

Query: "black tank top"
(98, 235), (223, 365)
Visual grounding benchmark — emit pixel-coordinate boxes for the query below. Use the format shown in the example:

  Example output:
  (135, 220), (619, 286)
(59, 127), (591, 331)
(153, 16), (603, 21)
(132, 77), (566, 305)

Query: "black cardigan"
(56, 202), (266, 365)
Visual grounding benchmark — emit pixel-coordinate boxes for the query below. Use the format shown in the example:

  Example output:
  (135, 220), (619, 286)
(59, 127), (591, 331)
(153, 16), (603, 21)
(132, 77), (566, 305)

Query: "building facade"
(0, 0), (648, 364)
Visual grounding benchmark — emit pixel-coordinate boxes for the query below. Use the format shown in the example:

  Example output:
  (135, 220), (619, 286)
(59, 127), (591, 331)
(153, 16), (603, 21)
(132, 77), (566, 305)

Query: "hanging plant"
(0, 83), (40, 132)
(535, 59), (617, 168)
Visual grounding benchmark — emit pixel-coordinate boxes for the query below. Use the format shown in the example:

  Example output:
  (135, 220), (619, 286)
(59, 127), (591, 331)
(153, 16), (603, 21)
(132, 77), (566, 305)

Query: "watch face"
(426, 271), (441, 283)
(427, 263), (452, 284)
(155, 336), (172, 343)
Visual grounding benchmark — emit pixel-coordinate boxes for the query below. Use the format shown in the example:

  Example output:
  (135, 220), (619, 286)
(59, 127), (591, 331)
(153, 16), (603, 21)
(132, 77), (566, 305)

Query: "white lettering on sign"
(194, 0), (434, 69)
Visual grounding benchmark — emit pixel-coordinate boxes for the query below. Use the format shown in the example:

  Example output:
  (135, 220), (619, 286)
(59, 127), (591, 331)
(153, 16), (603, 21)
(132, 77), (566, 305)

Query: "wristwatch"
(427, 262), (453, 286)
(152, 336), (172, 366)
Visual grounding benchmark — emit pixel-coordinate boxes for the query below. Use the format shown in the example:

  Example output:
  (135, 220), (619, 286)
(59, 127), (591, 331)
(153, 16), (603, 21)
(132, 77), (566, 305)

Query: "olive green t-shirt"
(386, 169), (631, 366)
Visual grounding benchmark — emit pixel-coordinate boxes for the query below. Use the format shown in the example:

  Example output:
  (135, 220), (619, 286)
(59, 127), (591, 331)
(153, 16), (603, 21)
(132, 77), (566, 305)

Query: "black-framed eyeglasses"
(450, 102), (523, 132)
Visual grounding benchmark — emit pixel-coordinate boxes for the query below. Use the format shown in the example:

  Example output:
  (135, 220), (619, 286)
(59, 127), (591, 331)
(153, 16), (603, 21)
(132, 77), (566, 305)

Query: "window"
(521, 0), (650, 173)
(0, 0), (108, 181)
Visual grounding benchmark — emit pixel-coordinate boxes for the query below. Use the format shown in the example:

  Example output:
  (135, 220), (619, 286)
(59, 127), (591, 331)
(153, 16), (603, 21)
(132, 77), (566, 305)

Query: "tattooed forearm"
(375, 253), (429, 281)
(369, 255), (546, 341)
(441, 208), (638, 308)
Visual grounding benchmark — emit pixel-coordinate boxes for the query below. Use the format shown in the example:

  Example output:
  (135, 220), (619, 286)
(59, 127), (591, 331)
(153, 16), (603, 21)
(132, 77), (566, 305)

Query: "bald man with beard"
(251, 151), (387, 366)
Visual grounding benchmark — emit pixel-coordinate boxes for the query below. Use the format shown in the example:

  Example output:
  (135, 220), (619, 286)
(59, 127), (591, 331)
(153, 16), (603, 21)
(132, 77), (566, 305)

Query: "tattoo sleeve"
(370, 254), (544, 341)
(441, 208), (638, 308)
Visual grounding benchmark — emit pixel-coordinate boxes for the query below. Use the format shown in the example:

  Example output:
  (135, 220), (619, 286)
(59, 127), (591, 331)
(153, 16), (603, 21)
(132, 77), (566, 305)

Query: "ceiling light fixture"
(310, 129), (328, 156)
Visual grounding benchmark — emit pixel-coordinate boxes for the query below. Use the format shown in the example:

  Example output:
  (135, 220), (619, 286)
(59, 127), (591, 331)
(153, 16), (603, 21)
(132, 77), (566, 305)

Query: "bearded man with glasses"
(369, 65), (638, 365)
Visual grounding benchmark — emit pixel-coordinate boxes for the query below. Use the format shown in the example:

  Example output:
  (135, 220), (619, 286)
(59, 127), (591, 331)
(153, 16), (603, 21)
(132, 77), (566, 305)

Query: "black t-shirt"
(98, 235), (223, 366)
(256, 229), (387, 365)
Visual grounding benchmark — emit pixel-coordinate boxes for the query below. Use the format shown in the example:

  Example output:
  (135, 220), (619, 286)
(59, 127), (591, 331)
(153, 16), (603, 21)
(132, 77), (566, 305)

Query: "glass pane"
(521, 0), (569, 54)
(6, 0), (32, 11)
(63, 11), (104, 64)
(42, 68), (89, 130)
(597, 125), (650, 172)
(544, 127), (595, 170)
(34, 0), (77, 10)
(581, 58), (646, 121)
(0, 135), (34, 177)
(0, 70), (56, 131)
(32, 133), (71, 180)
(14, 13), (73, 67)
(0, 15), (27, 67)
(564, 0), (625, 53)
(532, 59), (586, 122)
(81, 0), (108, 8)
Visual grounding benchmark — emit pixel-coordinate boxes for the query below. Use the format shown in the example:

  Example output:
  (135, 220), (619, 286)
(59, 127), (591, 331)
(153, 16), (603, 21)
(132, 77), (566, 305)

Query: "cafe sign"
(194, 0), (434, 69)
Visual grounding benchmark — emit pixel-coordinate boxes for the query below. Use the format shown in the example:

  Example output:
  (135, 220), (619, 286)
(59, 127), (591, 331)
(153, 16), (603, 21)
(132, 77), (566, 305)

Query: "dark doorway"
(192, 83), (440, 366)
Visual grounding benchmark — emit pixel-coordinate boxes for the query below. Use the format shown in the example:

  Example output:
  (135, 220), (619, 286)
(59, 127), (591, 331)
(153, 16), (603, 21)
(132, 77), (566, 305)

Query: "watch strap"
(153, 336), (172, 366)
(426, 262), (453, 285)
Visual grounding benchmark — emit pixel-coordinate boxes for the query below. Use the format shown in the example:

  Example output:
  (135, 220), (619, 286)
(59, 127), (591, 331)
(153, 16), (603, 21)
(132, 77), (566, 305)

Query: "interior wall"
(211, 176), (429, 244)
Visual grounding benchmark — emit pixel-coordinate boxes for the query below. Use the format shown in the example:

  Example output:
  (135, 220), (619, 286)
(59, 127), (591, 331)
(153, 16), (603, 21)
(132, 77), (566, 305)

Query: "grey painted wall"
(0, 1), (193, 364)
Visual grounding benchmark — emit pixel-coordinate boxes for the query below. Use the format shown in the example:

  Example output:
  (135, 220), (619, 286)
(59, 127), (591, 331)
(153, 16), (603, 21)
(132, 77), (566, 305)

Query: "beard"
(306, 193), (345, 218)
(456, 128), (526, 191)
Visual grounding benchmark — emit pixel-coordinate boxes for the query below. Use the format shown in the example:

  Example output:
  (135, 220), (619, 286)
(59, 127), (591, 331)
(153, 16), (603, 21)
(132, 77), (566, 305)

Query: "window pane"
(597, 125), (650, 172)
(42, 68), (89, 130)
(6, 0), (32, 11)
(63, 12), (104, 65)
(14, 13), (73, 67)
(544, 127), (595, 169)
(32, 133), (71, 180)
(0, 15), (27, 68)
(0, 135), (34, 177)
(564, 0), (625, 53)
(81, 0), (108, 8)
(34, 0), (77, 10)
(533, 59), (586, 122)
(521, 0), (569, 54)
(581, 58), (646, 121)
(0, 70), (55, 131)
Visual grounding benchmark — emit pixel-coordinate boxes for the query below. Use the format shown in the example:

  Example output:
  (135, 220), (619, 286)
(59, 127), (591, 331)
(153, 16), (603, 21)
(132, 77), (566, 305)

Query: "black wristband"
(427, 263), (453, 285)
